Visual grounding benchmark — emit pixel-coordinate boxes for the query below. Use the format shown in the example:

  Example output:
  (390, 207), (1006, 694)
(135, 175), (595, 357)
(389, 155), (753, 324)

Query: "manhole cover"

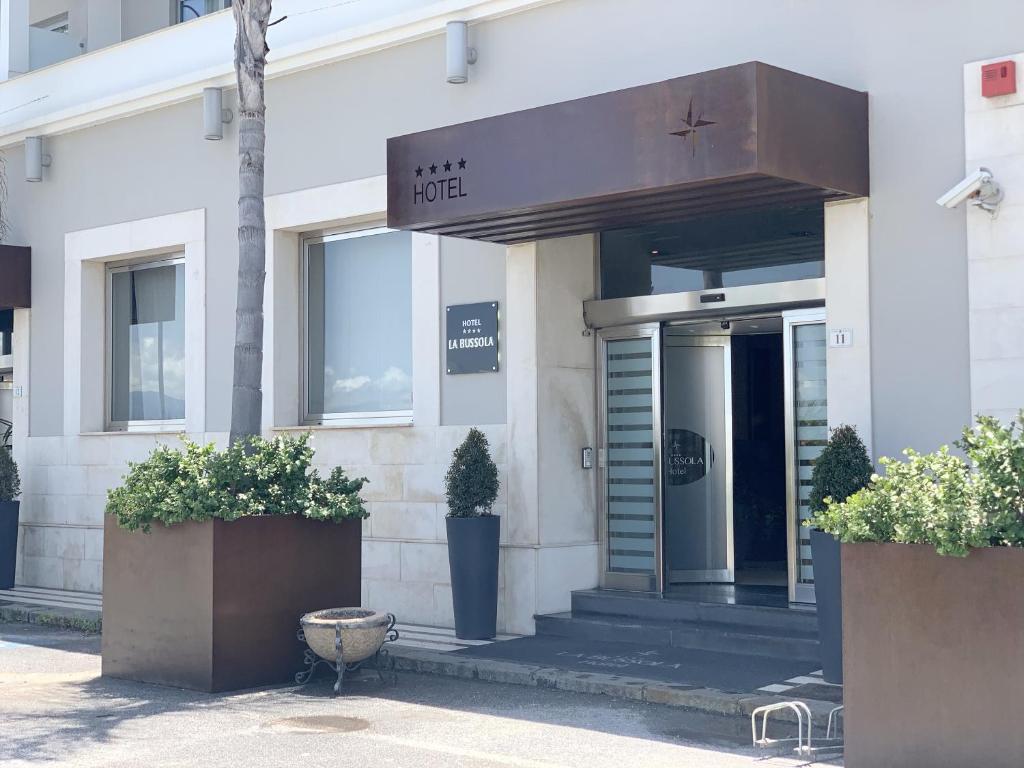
(265, 716), (370, 734)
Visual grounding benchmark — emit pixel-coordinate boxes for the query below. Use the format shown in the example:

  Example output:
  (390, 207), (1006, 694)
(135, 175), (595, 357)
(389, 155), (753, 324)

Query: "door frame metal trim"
(584, 278), (825, 330)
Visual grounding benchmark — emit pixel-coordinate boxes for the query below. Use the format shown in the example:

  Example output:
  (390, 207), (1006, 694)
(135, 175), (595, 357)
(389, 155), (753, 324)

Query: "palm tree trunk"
(229, 0), (273, 445)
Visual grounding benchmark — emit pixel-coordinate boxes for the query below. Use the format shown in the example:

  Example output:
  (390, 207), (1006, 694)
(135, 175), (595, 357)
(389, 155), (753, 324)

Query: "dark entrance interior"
(731, 331), (786, 586)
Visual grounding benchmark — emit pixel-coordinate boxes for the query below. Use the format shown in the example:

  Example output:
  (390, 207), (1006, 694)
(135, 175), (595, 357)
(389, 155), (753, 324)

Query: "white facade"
(964, 52), (1024, 424)
(3, 0), (1024, 634)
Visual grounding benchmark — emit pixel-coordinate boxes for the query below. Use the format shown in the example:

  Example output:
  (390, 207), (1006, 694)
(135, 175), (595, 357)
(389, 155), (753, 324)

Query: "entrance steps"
(535, 588), (820, 664)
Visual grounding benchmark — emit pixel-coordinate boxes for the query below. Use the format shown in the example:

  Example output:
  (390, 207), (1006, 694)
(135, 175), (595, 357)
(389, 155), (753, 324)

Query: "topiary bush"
(445, 428), (499, 518)
(0, 449), (20, 502)
(809, 413), (1024, 557)
(106, 433), (368, 532)
(808, 424), (873, 515)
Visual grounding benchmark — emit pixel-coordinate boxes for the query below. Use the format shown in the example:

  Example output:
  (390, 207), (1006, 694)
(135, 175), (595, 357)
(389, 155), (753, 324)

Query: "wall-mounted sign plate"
(446, 302), (499, 374)
(829, 328), (853, 348)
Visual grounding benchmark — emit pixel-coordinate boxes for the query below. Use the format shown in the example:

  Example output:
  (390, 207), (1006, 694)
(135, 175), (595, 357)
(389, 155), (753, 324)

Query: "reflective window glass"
(305, 229), (413, 420)
(600, 206), (824, 300)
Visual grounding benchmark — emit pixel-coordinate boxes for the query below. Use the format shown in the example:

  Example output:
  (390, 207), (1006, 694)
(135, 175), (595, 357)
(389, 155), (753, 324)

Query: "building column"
(504, 236), (600, 635)
(825, 197), (873, 456)
(11, 307), (29, 585)
(964, 53), (1024, 424)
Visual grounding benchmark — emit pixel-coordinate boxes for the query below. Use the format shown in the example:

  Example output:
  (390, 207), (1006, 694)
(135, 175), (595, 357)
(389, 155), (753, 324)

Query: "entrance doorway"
(662, 319), (786, 591)
(598, 308), (826, 603)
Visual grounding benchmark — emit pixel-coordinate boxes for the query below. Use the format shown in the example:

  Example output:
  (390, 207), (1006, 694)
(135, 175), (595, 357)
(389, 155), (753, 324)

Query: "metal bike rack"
(751, 700), (843, 759)
(827, 705), (843, 741)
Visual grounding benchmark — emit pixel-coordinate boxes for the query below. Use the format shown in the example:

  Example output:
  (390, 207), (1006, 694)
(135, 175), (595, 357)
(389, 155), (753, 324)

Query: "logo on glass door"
(666, 429), (707, 485)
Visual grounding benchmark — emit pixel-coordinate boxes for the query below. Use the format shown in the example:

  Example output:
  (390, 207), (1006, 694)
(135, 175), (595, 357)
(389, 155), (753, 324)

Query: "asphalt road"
(0, 623), (826, 768)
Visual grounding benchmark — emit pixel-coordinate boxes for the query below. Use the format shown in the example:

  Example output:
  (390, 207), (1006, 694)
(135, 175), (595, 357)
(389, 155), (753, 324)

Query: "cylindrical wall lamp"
(446, 21), (478, 84)
(25, 137), (52, 182)
(203, 87), (233, 140)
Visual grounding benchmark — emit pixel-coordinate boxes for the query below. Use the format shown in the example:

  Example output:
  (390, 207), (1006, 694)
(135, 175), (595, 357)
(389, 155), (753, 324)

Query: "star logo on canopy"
(670, 98), (716, 157)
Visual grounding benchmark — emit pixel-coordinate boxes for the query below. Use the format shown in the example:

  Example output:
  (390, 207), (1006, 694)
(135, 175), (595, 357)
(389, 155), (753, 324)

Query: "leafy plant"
(0, 450), (19, 502)
(961, 415), (1024, 547)
(809, 424), (873, 515)
(809, 413), (1024, 556)
(106, 433), (368, 532)
(445, 428), (499, 518)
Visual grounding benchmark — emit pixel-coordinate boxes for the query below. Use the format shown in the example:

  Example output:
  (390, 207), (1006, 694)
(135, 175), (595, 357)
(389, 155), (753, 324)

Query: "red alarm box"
(982, 60), (1016, 98)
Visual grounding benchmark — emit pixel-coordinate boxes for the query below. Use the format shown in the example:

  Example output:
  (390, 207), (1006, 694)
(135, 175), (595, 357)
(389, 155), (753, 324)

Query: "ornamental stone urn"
(300, 608), (393, 664)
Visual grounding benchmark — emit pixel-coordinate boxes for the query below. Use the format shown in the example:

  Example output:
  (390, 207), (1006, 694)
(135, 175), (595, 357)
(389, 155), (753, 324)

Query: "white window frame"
(300, 225), (414, 426)
(263, 175), (440, 432)
(64, 209), (206, 436)
(105, 255), (188, 432)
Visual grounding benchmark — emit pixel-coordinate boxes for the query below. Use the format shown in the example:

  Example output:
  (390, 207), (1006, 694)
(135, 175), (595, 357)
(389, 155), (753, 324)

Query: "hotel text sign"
(446, 302), (499, 375)
(413, 157), (469, 205)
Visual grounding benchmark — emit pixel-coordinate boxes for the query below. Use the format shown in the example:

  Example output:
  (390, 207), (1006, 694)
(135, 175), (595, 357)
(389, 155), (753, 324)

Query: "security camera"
(936, 167), (1003, 214)
(720, 320), (731, 330)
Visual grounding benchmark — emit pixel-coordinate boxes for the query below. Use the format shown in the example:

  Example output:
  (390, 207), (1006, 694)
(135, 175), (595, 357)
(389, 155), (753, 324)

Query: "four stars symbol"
(670, 98), (716, 157)
(414, 158), (467, 178)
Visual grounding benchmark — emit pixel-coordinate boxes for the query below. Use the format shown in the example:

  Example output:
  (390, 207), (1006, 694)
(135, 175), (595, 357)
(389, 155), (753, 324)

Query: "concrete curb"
(390, 646), (838, 727)
(0, 602), (102, 634)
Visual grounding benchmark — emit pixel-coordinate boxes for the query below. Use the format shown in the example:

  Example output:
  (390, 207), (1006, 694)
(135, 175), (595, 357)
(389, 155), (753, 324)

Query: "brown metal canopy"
(0, 245), (30, 309)
(387, 62), (868, 244)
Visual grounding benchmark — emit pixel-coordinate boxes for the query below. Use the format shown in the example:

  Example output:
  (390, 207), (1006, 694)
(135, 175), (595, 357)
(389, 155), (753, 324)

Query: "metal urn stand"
(295, 613), (399, 695)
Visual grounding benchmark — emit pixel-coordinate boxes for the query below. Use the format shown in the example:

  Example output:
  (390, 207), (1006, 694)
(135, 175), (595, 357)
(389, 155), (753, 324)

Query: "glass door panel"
(662, 334), (733, 583)
(784, 311), (827, 603)
(600, 328), (660, 591)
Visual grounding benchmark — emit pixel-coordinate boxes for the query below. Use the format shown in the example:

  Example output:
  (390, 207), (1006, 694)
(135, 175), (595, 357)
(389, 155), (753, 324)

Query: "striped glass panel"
(793, 323), (826, 587)
(606, 337), (656, 575)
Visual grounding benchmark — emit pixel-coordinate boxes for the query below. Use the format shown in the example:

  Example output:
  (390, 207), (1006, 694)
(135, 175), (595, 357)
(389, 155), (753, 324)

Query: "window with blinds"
(793, 323), (827, 587)
(605, 338), (657, 575)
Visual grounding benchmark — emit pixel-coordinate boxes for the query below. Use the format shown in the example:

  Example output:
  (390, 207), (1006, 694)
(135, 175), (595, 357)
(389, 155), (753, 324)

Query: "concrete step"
(535, 612), (820, 663)
(390, 644), (840, 736)
(571, 589), (819, 636)
(0, 587), (103, 612)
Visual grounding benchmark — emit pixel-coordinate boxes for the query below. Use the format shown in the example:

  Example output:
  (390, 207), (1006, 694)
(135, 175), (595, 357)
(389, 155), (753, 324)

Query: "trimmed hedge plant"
(445, 428), (499, 518)
(809, 413), (1024, 556)
(0, 449), (19, 502)
(107, 433), (368, 532)
(808, 424), (873, 516)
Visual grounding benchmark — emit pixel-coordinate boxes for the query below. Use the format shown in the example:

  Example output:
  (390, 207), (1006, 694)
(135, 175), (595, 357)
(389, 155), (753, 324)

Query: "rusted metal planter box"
(102, 515), (361, 693)
(843, 542), (1024, 768)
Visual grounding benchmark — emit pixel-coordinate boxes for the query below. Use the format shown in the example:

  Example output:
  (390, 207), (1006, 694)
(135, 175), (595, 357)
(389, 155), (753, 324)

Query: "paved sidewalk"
(0, 592), (840, 730)
(0, 623), (837, 768)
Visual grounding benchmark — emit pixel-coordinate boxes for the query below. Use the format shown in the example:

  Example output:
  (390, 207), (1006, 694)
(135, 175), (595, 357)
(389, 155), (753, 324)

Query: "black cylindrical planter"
(446, 515), (500, 640)
(810, 528), (843, 684)
(0, 501), (20, 590)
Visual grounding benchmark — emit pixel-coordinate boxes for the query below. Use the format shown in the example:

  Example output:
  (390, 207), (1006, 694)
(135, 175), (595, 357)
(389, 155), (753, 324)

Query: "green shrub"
(960, 414), (1024, 548)
(0, 450), (19, 502)
(808, 424), (873, 515)
(445, 428), (499, 518)
(809, 413), (1024, 556)
(106, 433), (368, 532)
